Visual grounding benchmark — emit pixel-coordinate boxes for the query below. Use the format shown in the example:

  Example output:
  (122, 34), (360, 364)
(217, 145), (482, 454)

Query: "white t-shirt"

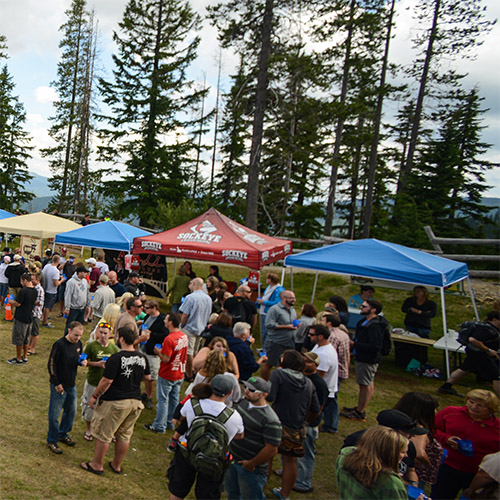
(0, 262), (8, 284)
(42, 264), (60, 294)
(191, 372), (241, 408)
(96, 261), (109, 274)
(180, 397), (244, 442)
(312, 343), (339, 397)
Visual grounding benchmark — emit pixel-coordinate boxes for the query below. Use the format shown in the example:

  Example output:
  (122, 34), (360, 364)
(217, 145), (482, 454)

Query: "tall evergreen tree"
(0, 43), (33, 211)
(98, 0), (206, 226)
(398, 0), (495, 192)
(41, 0), (97, 213)
(407, 87), (498, 236)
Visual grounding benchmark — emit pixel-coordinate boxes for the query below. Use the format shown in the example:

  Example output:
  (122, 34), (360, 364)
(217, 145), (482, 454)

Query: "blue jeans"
(64, 308), (85, 334)
(47, 384), (77, 444)
(260, 314), (267, 345)
(322, 396), (338, 432)
(407, 326), (431, 338)
(225, 462), (268, 500)
(152, 377), (182, 432)
(295, 425), (319, 491)
(171, 303), (180, 313)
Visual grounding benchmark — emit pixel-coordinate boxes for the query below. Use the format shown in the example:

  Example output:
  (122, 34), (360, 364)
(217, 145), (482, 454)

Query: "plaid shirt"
(336, 447), (408, 499)
(32, 283), (44, 320)
(328, 327), (351, 379)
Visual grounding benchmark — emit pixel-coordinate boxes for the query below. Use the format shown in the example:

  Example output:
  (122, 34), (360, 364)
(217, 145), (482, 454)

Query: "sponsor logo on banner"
(284, 244), (291, 254)
(271, 249), (283, 258)
(141, 241), (162, 252)
(177, 220), (222, 244)
(228, 221), (267, 245)
(222, 249), (248, 262)
(262, 250), (270, 262)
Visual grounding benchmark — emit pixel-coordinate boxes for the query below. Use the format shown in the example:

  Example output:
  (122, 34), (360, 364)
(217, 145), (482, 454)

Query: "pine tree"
(407, 87), (498, 236)
(0, 51), (33, 210)
(41, 0), (97, 213)
(398, 0), (495, 192)
(97, 0), (206, 226)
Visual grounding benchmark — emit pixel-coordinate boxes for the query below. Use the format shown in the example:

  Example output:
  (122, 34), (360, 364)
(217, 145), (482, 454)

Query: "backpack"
(380, 317), (392, 356)
(457, 321), (477, 348)
(183, 398), (234, 477)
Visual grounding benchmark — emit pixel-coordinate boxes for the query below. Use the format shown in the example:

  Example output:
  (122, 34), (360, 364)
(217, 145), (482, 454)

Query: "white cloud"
(34, 86), (58, 104)
(26, 113), (44, 124)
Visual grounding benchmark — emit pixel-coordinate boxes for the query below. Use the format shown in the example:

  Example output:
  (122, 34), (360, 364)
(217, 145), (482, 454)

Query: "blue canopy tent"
(0, 209), (15, 220)
(54, 220), (152, 252)
(283, 238), (478, 377)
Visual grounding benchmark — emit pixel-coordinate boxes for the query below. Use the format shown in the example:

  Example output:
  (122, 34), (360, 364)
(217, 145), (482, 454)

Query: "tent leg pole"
(173, 257), (177, 275)
(440, 287), (450, 379)
(281, 267), (286, 287)
(467, 276), (480, 320)
(290, 268), (293, 291)
(312, 271), (319, 302)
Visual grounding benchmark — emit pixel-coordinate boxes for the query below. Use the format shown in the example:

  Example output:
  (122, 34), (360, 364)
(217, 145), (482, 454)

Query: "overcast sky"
(1, 0), (499, 197)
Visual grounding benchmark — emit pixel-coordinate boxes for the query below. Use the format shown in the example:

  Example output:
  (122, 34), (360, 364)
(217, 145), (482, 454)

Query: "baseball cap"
(377, 410), (428, 435)
(129, 271), (140, 278)
(243, 376), (271, 394)
(75, 266), (89, 273)
(211, 374), (234, 397)
(3, 256), (11, 263)
(14, 254), (21, 261)
(303, 351), (320, 366)
(85, 257), (97, 265)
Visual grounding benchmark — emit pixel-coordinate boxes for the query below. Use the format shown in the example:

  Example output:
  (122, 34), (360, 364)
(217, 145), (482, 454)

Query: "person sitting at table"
(402, 286), (437, 339)
(348, 286), (375, 309)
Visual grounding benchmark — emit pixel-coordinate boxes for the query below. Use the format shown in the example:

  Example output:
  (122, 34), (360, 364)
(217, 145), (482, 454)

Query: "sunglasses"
(98, 323), (112, 330)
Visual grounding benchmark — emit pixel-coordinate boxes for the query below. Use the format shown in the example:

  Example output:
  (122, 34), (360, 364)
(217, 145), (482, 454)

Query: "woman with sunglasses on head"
(81, 322), (119, 441)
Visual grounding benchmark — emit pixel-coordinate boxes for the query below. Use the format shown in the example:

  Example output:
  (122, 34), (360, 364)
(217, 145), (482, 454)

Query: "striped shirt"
(230, 399), (282, 473)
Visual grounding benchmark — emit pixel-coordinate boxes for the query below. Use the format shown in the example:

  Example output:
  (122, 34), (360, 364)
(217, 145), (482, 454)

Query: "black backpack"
(457, 321), (499, 352)
(183, 398), (234, 478)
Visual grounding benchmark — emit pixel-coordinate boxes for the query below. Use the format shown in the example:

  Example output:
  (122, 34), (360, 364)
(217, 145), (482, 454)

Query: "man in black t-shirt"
(81, 326), (150, 475)
(7, 273), (37, 365)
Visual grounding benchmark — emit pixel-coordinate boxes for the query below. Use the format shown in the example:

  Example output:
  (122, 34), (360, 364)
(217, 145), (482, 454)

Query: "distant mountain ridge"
(28, 172), (56, 198)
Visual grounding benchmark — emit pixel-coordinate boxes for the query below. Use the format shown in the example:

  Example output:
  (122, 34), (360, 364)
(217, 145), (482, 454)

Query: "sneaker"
(7, 358), (23, 365)
(22, 358), (28, 363)
(47, 442), (63, 454)
(292, 486), (314, 494)
(143, 424), (164, 434)
(342, 406), (356, 412)
(438, 384), (460, 396)
(167, 437), (178, 453)
(58, 436), (76, 446)
(272, 487), (290, 500)
(42, 323), (55, 328)
(145, 398), (154, 410)
(342, 409), (367, 421)
(141, 392), (148, 404)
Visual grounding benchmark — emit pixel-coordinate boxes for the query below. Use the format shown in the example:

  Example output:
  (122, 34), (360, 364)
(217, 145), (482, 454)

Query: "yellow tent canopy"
(0, 212), (81, 239)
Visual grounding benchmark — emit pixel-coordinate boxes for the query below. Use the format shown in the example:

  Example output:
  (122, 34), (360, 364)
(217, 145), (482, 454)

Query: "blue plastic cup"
(155, 344), (162, 350)
(408, 484), (427, 500)
(292, 319), (301, 327)
(102, 356), (109, 362)
(459, 439), (474, 456)
(79, 353), (88, 363)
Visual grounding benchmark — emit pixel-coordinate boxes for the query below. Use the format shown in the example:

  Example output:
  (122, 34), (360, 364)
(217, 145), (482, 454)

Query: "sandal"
(80, 461), (103, 475)
(83, 432), (93, 441)
(109, 461), (122, 474)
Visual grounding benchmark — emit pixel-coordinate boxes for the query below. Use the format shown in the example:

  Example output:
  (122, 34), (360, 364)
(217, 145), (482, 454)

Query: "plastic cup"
(79, 353), (88, 363)
(292, 319), (301, 327)
(155, 344), (162, 350)
(459, 439), (474, 456)
(102, 356), (109, 362)
(260, 351), (266, 357)
(408, 484), (427, 500)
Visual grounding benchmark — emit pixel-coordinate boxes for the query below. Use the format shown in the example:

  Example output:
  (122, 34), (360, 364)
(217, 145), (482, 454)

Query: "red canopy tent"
(132, 208), (292, 270)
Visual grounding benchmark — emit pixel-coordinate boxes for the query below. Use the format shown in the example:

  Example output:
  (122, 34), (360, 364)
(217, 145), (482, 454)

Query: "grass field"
(0, 260), (496, 499)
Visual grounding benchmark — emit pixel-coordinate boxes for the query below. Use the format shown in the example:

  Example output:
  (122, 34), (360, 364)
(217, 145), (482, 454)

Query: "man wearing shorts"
(261, 290), (297, 381)
(439, 311), (500, 397)
(7, 273), (37, 365)
(81, 322), (119, 441)
(340, 299), (385, 421)
(145, 312), (188, 433)
(42, 254), (65, 328)
(28, 273), (44, 355)
(81, 326), (150, 475)
(179, 277), (212, 380)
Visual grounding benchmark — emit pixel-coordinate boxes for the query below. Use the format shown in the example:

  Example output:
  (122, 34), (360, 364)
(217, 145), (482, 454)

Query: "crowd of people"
(2, 253), (499, 500)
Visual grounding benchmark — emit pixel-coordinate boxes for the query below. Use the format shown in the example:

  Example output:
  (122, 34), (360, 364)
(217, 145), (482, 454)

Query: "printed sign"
(176, 220), (222, 244)
(21, 236), (41, 264)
